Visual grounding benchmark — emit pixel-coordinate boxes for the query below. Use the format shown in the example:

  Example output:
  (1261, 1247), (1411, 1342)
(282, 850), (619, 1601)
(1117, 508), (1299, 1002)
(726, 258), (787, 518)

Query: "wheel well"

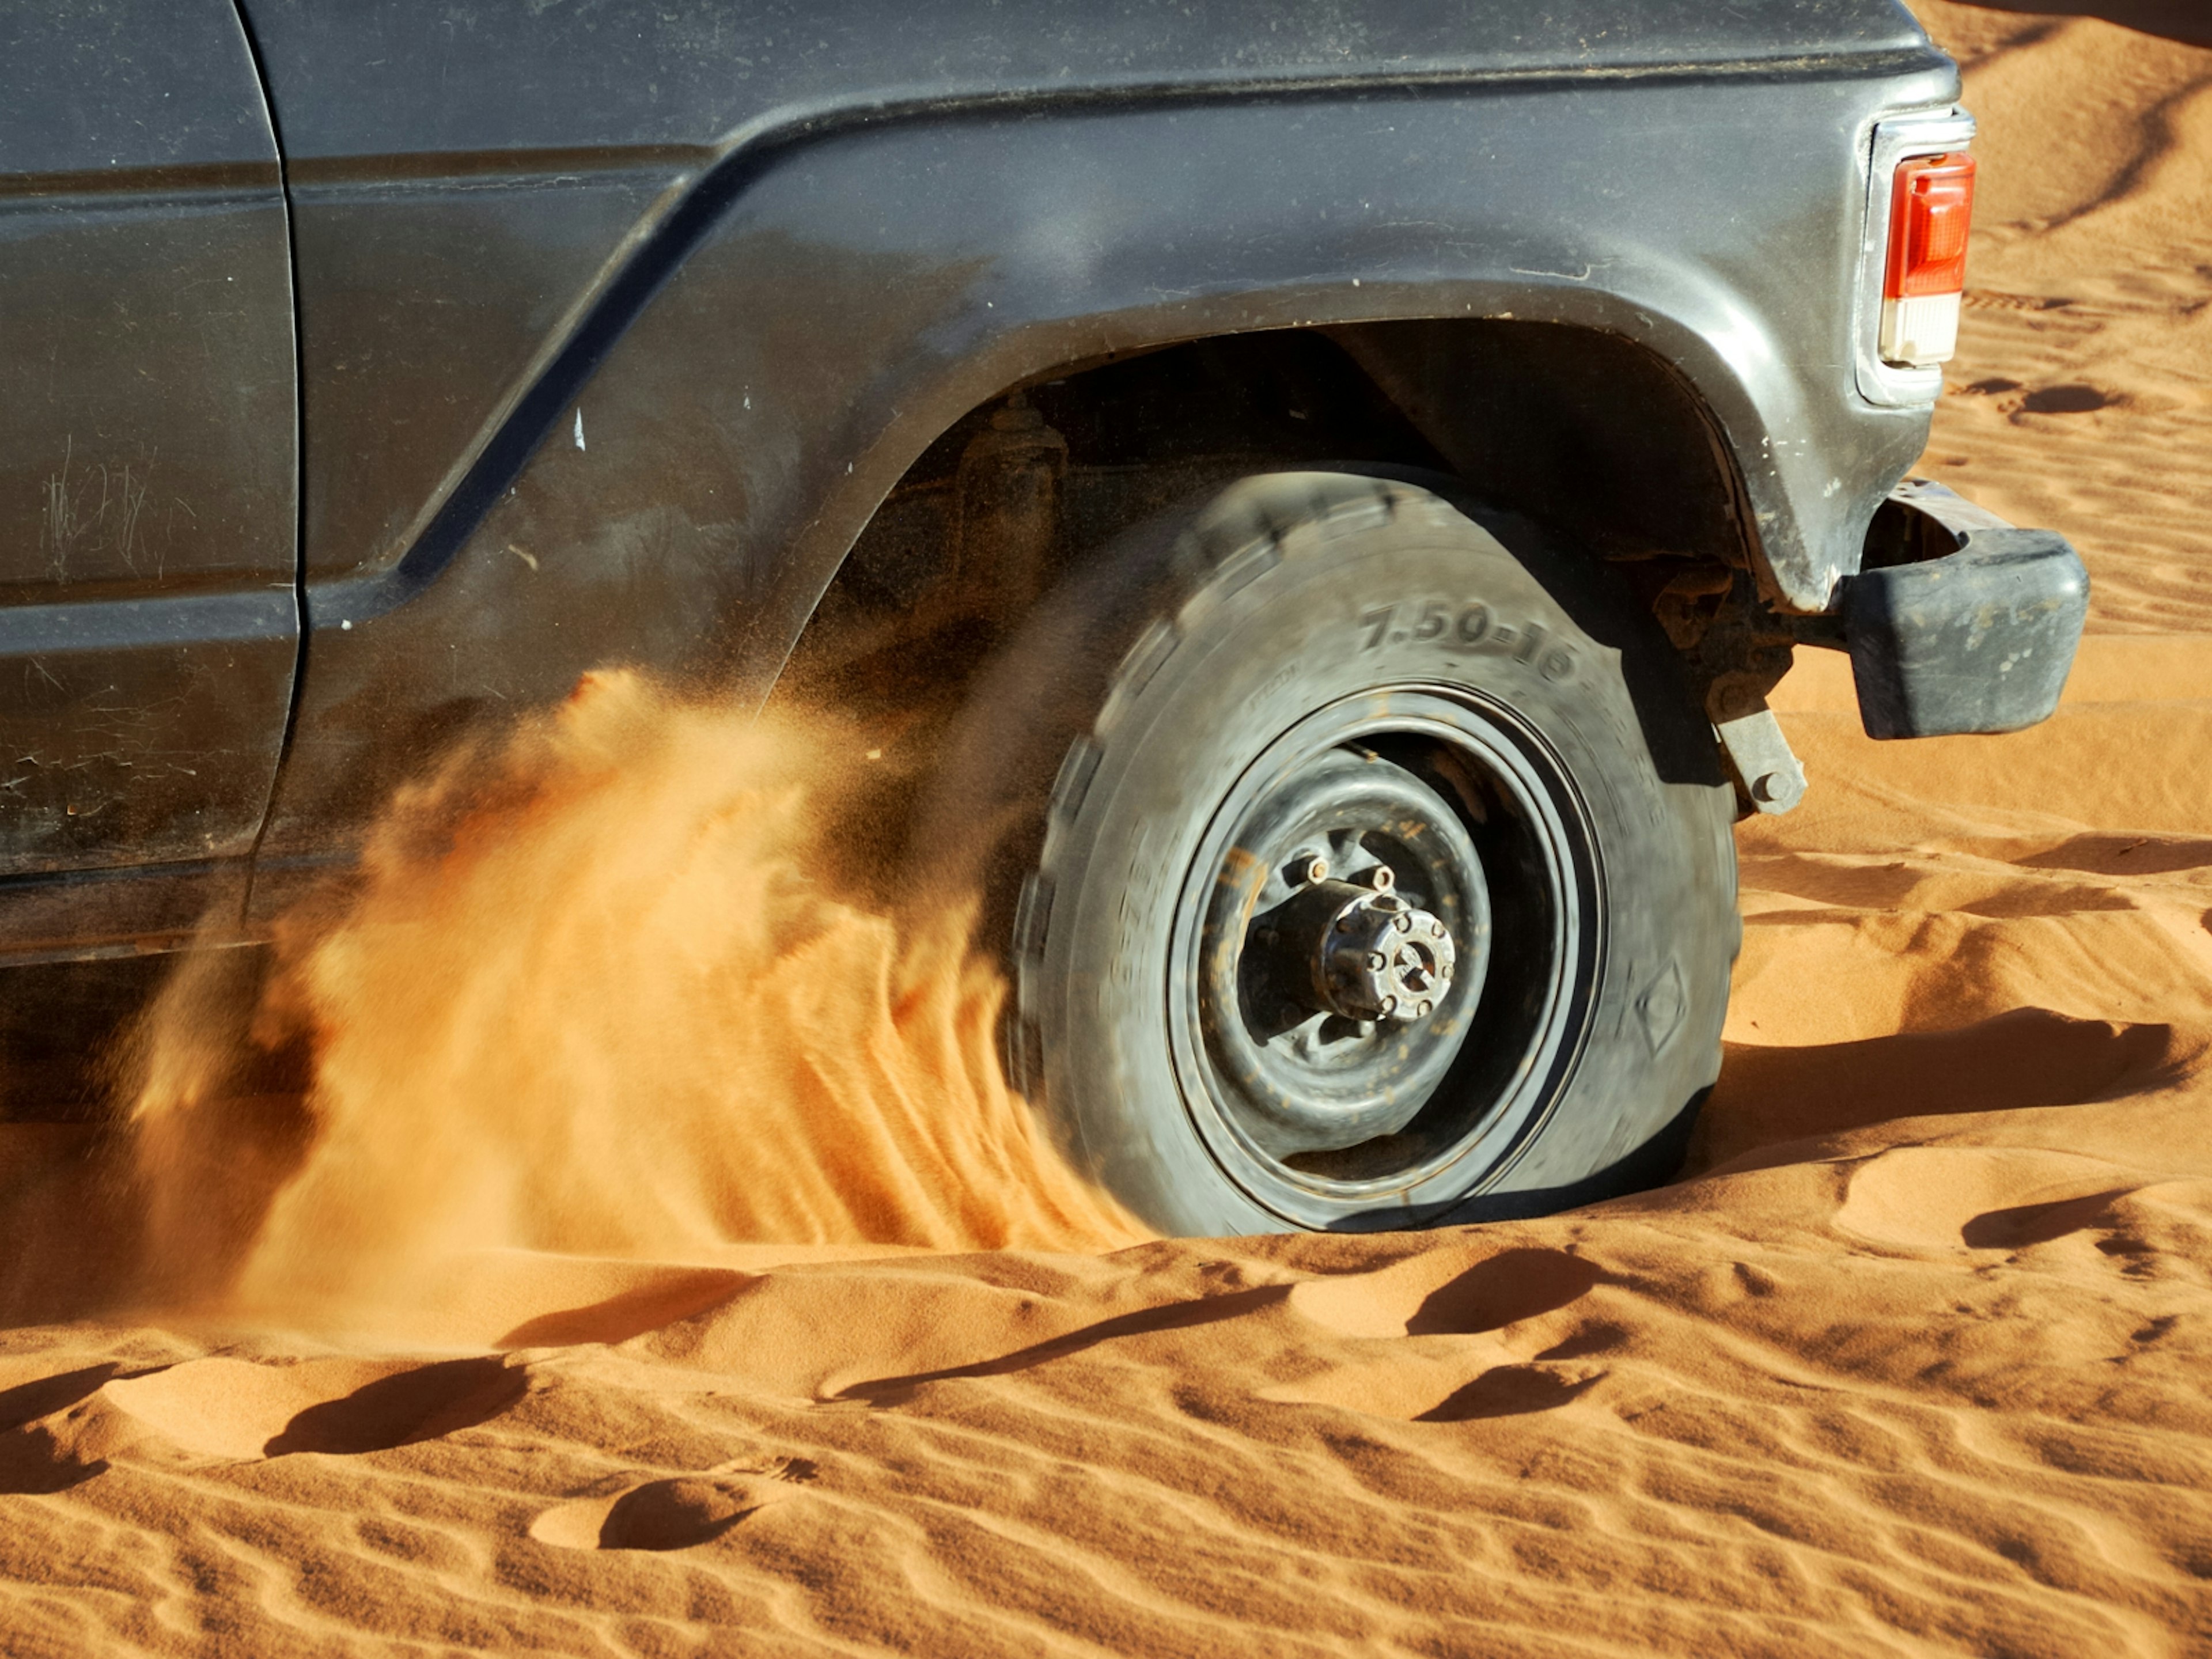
(781, 320), (1762, 713)
(1323, 319), (1752, 573)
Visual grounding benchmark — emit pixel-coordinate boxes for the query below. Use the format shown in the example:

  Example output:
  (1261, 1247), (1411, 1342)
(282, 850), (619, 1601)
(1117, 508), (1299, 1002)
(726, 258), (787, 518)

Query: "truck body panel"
(0, 0), (1983, 952)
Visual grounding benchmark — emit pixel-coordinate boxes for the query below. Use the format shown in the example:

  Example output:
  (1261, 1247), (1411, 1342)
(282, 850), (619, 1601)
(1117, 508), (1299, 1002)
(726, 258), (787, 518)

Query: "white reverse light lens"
(1879, 291), (1961, 368)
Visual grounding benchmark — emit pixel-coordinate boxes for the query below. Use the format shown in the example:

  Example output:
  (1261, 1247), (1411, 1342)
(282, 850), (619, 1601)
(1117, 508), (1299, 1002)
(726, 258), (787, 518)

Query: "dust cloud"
(116, 669), (1145, 1324)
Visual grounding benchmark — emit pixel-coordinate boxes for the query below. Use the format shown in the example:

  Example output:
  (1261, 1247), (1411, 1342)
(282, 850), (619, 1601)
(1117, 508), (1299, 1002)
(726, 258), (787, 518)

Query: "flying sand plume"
(119, 670), (1146, 1324)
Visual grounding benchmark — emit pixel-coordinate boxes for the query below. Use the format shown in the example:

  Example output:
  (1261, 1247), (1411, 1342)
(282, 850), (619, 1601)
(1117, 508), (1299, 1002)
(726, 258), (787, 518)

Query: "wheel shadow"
(1690, 1006), (2179, 1175)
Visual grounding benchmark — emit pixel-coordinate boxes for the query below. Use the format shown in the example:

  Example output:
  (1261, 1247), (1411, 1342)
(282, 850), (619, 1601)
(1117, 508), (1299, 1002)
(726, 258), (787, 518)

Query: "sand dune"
(1924, 1), (2212, 633)
(3, 5), (2211, 1654)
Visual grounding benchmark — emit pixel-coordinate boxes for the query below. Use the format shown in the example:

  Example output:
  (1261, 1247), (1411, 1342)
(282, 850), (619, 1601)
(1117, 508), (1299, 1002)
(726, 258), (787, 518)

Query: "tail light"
(1879, 153), (1976, 368)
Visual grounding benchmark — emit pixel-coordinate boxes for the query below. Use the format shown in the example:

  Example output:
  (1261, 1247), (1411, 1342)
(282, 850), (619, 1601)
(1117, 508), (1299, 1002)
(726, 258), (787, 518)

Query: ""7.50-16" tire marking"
(1357, 601), (1576, 681)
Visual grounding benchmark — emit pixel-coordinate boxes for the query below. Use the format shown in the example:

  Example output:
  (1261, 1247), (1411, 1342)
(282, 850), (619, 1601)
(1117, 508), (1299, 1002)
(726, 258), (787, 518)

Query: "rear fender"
(260, 65), (1956, 884)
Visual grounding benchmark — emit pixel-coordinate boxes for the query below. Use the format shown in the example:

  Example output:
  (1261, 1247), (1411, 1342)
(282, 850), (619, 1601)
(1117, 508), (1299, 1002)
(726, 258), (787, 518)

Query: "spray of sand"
(118, 670), (1146, 1323)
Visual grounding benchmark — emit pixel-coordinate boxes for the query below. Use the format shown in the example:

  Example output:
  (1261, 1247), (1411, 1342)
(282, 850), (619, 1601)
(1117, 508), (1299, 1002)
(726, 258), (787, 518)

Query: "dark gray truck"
(0, 1), (2085, 1233)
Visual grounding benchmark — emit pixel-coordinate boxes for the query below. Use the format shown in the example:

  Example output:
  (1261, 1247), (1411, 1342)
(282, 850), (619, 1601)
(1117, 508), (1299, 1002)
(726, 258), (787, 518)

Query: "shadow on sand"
(1690, 1006), (2181, 1173)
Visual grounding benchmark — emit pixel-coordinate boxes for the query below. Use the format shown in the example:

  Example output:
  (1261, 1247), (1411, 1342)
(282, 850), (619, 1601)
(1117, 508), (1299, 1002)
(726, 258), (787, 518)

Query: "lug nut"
(1256, 871), (1456, 1028)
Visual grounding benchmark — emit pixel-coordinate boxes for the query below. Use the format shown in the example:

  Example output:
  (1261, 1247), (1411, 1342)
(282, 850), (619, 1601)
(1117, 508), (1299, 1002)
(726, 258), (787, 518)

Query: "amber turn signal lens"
(1885, 152), (1976, 300)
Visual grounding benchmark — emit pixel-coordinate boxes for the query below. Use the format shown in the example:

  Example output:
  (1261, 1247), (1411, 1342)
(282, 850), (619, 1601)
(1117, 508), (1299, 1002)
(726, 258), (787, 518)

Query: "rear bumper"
(1836, 479), (2089, 740)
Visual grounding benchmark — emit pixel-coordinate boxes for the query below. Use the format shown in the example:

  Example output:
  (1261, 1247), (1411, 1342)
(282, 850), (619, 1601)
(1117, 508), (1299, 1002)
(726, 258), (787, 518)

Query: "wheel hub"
(1251, 866), (1457, 1024)
(1180, 741), (1495, 1162)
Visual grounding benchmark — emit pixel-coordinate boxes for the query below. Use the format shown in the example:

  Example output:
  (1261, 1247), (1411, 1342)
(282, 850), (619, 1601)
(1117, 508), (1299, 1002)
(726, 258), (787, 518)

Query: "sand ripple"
(5, 5), (2212, 1653)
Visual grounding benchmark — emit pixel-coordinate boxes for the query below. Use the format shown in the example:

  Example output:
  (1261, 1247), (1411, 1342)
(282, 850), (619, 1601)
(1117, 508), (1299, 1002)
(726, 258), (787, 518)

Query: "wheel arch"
(782, 316), (1759, 691)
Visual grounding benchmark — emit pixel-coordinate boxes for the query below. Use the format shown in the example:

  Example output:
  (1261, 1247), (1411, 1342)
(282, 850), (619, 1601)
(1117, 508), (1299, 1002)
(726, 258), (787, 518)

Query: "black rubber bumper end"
(1842, 481), (2090, 741)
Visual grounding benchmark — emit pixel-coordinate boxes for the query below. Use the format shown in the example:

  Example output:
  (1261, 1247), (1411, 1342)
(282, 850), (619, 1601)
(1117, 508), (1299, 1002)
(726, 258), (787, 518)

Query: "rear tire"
(916, 472), (1738, 1235)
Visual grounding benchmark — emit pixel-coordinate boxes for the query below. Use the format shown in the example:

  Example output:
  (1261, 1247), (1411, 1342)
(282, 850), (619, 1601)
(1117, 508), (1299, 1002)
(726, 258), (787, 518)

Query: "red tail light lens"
(1885, 153), (1976, 299)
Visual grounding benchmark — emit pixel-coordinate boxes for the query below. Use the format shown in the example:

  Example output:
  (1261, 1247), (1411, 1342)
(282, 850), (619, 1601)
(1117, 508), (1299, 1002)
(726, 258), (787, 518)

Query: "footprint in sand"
(1287, 1245), (1605, 1340)
(1264, 1353), (1609, 1422)
(1270, 1245), (1613, 1421)
(0, 1353), (527, 1491)
(1835, 1145), (2139, 1254)
(530, 1457), (815, 1551)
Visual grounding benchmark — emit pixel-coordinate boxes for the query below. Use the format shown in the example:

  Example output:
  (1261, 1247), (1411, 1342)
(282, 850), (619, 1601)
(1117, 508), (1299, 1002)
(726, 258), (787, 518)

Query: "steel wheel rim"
(1165, 686), (1603, 1225)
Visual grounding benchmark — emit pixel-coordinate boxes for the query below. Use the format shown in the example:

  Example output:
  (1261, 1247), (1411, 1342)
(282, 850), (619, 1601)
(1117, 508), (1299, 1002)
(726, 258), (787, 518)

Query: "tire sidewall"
(1027, 487), (1734, 1235)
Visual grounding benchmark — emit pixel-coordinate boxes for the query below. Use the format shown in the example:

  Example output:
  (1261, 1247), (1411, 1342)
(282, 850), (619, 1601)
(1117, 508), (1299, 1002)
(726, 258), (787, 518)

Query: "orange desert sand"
(4, 4), (2212, 1654)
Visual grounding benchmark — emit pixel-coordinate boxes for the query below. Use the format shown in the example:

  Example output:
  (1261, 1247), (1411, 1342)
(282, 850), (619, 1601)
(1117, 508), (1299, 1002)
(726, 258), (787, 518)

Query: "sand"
(3, 5), (2211, 1654)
